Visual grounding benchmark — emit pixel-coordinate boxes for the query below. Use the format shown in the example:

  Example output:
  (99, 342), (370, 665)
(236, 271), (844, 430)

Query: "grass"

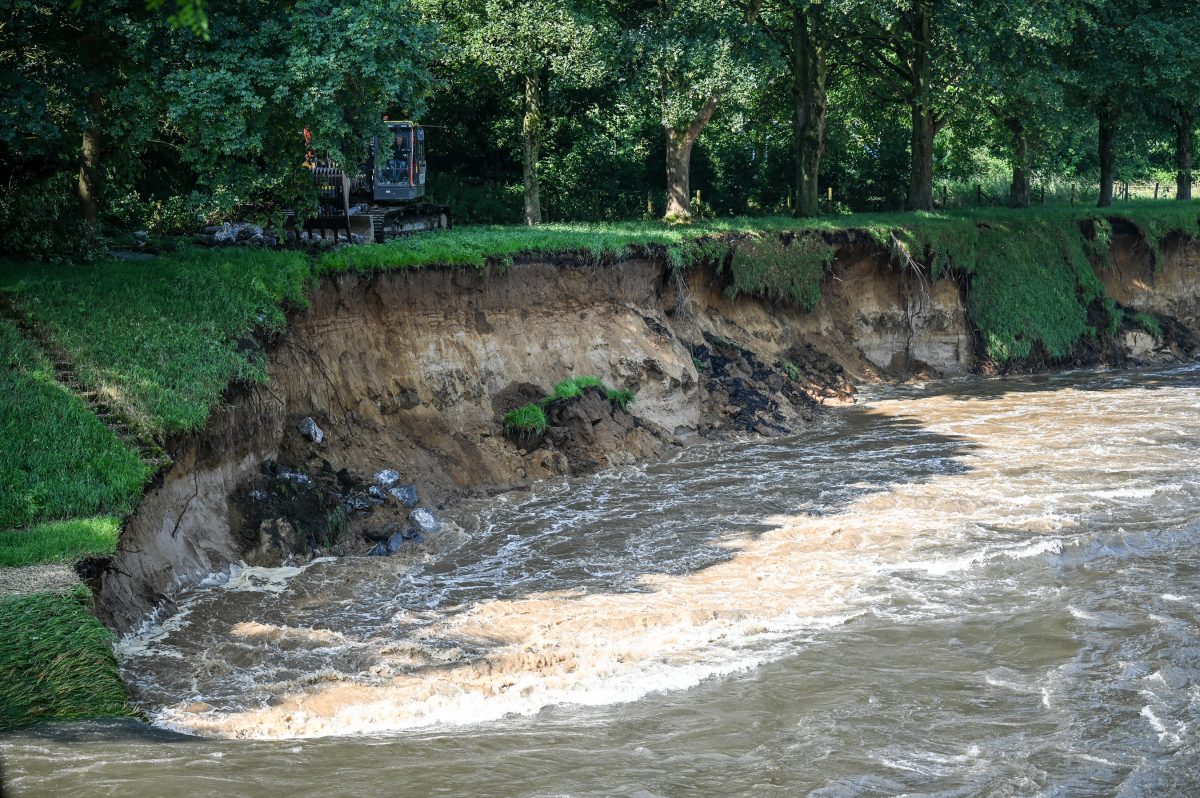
(0, 318), (149, 534)
(0, 247), (312, 437)
(1132, 311), (1163, 338)
(502, 376), (636, 434)
(0, 587), (133, 730)
(0, 517), (121, 568)
(502, 403), (548, 435)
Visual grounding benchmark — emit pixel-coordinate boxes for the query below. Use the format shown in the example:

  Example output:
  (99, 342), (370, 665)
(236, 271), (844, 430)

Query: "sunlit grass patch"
(0, 517), (121, 568)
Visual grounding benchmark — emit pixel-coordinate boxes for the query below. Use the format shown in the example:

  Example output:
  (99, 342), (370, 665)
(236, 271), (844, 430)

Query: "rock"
(277, 469), (312, 487)
(297, 416), (324, 444)
(133, 230), (149, 241)
(342, 495), (373, 514)
(249, 489), (268, 502)
(410, 508), (440, 534)
(367, 485), (389, 502)
(244, 517), (305, 568)
(366, 542), (389, 557)
(374, 469), (401, 487)
(385, 530), (405, 554)
(236, 224), (263, 241)
(387, 484), (419, 508)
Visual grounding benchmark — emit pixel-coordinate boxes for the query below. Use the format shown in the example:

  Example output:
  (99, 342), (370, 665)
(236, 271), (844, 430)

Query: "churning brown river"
(5, 365), (1200, 796)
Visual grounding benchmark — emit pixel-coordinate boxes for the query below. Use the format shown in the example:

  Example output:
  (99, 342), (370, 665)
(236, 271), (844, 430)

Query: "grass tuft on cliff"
(0, 318), (149, 537)
(0, 587), (133, 730)
(503, 376), (636, 435)
(502, 404), (548, 435)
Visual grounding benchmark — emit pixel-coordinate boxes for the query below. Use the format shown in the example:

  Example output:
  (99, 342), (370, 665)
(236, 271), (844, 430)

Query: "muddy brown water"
(5, 365), (1200, 796)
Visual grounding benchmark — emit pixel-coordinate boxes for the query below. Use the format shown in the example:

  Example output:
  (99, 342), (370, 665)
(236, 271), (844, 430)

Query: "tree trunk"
(792, 5), (828, 217)
(1009, 122), (1030, 208)
(1097, 108), (1116, 207)
(906, 1), (934, 211)
(664, 96), (718, 220)
(78, 92), (102, 224)
(522, 73), (543, 226)
(1176, 107), (1193, 201)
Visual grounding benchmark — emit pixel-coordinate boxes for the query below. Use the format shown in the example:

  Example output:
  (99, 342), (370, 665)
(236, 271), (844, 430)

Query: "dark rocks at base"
(368, 485), (388, 502)
(342, 495), (374, 514)
(297, 416), (324, 444)
(410, 508), (441, 535)
(693, 333), (819, 435)
(386, 530), (406, 554)
(238, 461), (352, 566)
(540, 387), (680, 474)
(387, 484), (419, 508)
(366, 542), (388, 557)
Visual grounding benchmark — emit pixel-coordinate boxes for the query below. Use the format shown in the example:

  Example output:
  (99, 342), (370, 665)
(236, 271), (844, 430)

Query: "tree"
(853, 0), (974, 211)
(422, 0), (607, 225)
(961, 0), (1075, 207)
(625, 0), (765, 220)
(751, 0), (844, 216)
(163, 0), (437, 217)
(1135, 1), (1200, 200)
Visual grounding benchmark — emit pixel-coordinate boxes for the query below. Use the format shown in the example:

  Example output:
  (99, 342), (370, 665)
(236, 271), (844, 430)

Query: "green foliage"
(725, 234), (832, 310)
(947, 217), (1111, 363)
(0, 588), (133, 730)
(604, 387), (636, 411)
(0, 248), (311, 436)
(0, 319), (149, 532)
(544, 375), (605, 403)
(0, 517), (121, 568)
(1132, 311), (1163, 338)
(164, 0), (437, 218)
(502, 403), (548, 434)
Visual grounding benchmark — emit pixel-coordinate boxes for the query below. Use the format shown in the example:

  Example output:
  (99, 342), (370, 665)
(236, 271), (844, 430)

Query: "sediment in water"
(97, 230), (1200, 633)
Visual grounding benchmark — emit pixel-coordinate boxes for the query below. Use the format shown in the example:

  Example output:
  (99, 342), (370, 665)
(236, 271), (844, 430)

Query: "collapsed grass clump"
(502, 403), (548, 435)
(502, 376), (636, 434)
(0, 587), (133, 730)
(724, 234), (833, 310)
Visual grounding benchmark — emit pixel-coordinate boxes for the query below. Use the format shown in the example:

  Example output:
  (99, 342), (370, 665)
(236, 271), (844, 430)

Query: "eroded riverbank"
(5, 364), (1200, 795)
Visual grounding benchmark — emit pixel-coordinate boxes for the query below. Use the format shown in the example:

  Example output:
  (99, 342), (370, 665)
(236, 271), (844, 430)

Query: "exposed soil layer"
(97, 236), (1200, 631)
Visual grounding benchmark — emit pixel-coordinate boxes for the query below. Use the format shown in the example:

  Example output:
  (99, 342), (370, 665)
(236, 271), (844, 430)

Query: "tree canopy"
(2, 0), (1199, 255)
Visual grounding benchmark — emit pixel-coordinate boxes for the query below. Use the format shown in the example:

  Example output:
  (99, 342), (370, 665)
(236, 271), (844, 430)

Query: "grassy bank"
(0, 200), (1197, 731)
(0, 588), (132, 729)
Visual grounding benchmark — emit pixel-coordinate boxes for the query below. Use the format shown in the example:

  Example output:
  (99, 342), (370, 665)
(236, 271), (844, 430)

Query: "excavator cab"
(372, 122), (426, 201)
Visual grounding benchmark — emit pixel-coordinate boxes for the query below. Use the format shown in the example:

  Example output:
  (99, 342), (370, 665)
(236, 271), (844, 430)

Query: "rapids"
(4, 365), (1200, 796)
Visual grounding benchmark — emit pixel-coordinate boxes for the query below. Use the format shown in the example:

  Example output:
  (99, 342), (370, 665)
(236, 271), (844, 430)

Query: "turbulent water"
(5, 365), (1200, 796)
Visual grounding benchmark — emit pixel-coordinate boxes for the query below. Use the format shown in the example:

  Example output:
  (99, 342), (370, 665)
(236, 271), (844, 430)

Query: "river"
(4, 365), (1200, 796)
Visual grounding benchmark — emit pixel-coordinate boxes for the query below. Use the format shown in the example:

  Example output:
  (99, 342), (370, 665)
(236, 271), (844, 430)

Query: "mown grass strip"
(0, 318), (149, 534)
(0, 517), (121, 568)
(0, 587), (132, 730)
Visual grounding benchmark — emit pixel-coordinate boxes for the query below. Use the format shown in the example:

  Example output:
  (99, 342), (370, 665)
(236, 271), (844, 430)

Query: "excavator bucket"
(297, 165), (372, 243)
